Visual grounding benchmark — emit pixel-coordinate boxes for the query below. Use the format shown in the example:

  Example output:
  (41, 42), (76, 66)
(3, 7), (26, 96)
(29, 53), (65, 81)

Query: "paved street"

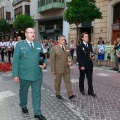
(0, 58), (120, 120)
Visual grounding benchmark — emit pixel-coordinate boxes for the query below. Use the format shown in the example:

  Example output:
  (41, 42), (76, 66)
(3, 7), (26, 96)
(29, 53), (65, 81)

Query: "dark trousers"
(70, 49), (74, 60)
(11, 48), (14, 57)
(1, 49), (4, 61)
(8, 51), (11, 62)
(79, 68), (94, 94)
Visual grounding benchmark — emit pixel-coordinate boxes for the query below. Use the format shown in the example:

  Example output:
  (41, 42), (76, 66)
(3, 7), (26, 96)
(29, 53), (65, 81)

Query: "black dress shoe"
(81, 92), (85, 95)
(22, 107), (28, 113)
(56, 95), (62, 99)
(34, 115), (46, 120)
(69, 95), (76, 99)
(88, 93), (96, 97)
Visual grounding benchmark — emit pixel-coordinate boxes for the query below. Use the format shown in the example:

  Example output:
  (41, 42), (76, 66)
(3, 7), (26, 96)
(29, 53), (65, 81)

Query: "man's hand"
(13, 77), (19, 83)
(81, 67), (85, 70)
(39, 63), (46, 69)
(68, 62), (73, 66)
(91, 56), (95, 60)
(52, 71), (55, 74)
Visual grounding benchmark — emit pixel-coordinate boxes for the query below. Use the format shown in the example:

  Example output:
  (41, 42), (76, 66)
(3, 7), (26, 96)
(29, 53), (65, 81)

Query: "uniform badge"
(36, 48), (41, 50)
(23, 52), (26, 58)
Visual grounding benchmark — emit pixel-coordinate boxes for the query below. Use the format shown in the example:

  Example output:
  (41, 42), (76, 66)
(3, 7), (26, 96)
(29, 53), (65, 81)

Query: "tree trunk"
(76, 25), (79, 45)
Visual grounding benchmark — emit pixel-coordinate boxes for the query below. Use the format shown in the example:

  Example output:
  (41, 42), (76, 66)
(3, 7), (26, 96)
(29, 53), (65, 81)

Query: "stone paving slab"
(0, 72), (88, 120)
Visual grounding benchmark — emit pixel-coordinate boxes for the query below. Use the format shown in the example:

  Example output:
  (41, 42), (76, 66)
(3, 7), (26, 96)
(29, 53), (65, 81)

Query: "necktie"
(62, 46), (64, 51)
(86, 44), (88, 47)
(30, 43), (33, 49)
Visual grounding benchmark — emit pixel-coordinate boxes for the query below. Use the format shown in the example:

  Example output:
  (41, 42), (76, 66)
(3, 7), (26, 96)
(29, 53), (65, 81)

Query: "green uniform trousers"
(19, 78), (42, 115)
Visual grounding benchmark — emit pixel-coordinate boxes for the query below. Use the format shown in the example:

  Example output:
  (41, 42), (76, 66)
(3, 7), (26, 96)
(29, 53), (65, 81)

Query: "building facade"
(69, 0), (120, 45)
(30, 0), (70, 43)
(94, 0), (120, 45)
(1, 0), (120, 44)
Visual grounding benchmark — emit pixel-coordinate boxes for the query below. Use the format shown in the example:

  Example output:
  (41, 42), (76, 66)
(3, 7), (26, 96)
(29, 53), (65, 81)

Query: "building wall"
(30, 0), (69, 41)
(94, 0), (110, 45)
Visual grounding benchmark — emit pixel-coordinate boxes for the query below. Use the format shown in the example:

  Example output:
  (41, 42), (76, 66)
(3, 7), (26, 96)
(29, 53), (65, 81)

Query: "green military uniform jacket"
(50, 45), (72, 74)
(12, 40), (46, 81)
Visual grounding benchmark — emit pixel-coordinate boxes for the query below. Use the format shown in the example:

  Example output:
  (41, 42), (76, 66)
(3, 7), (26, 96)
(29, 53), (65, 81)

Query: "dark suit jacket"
(77, 42), (93, 69)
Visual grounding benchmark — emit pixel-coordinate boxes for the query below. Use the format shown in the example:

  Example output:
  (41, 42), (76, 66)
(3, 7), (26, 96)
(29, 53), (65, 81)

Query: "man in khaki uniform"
(50, 35), (75, 99)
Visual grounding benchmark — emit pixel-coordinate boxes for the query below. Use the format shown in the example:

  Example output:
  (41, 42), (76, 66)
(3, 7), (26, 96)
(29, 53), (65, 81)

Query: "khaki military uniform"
(50, 45), (73, 97)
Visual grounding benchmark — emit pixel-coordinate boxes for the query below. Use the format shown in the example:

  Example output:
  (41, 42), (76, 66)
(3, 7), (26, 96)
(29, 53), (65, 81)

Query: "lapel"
(24, 40), (33, 51)
(82, 42), (90, 51)
(33, 41), (37, 52)
(58, 44), (65, 53)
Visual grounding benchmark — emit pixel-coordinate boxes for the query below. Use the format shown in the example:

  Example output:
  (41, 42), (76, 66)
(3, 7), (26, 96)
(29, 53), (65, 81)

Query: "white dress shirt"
(26, 39), (34, 48)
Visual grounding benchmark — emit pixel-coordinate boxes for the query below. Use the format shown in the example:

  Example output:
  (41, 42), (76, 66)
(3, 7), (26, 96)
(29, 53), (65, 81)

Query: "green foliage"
(13, 14), (35, 30)
(0, 18), (10, 32)
(64, 0), (102, 26)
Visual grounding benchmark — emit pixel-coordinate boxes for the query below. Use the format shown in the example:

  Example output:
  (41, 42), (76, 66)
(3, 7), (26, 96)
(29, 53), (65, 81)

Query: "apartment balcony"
(38, 0), (65, 13)
(13, 0), (30, 6)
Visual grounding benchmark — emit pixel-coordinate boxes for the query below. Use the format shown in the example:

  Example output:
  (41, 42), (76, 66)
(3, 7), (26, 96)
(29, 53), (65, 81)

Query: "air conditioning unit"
(39, 26), (45, 32)
(54, 25), (60, 30)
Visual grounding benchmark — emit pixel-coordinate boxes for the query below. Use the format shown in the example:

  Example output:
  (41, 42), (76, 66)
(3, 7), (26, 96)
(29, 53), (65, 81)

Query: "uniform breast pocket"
(36, 48), (42, 53)
(56, 52), (61, 58)
(20, 50), (29, 59)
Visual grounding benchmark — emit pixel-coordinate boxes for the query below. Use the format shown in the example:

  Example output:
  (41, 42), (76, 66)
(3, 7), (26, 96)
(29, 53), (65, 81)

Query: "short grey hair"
(58, 35), (65, 40)
(25, 28), (34, 33)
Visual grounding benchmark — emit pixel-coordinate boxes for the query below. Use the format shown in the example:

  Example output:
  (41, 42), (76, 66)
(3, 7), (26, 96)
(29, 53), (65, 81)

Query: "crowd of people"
(1, 35), (120, 73)
(0, 36), (22, 62)
(1, 28), (120, 120)
(91, 37), (120, 73)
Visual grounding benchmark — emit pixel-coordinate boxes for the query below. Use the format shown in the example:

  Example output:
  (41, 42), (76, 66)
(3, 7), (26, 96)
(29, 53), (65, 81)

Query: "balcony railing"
(38, 0), (65, 12)
(13, 0), (30, 6)
(13, 0), (21, 5)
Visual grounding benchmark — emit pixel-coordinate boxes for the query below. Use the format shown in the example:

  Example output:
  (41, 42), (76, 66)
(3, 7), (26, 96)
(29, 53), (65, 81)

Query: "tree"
(13, 14), (35, 31)
(0, 18), (10, 33)
(63, 0), (102, 43)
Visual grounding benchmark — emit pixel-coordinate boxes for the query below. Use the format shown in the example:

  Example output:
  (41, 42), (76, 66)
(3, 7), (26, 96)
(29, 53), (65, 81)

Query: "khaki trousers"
(54, 73), (73, 97)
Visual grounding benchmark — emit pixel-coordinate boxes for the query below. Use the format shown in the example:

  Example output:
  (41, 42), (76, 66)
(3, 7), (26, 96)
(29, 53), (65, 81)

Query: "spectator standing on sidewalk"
(50, 35), (75, 100)
(104, 41), (112, 67)
(14, 36), (22, 49)
(12, 28), (47, 120)
(116, 37), (120, 73)
(110, 40), (116, 69)
(97, 40), (105, 66)
(70, 40), (75, 60)
(114, 39), (120, 70)
(6, 38), (14, 63)
(77, 32), (96, 97)
(0, 39), (6, 62)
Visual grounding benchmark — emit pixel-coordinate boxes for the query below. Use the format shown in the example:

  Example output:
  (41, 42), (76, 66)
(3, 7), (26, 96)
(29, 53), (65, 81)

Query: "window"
(25, 5), (30, 16)
(6, 12), (11, 20)
(113, 3), (120, 23)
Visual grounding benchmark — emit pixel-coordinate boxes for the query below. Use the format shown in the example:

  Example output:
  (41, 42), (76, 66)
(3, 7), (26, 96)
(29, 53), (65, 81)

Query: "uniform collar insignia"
(82, 47), (85, 50)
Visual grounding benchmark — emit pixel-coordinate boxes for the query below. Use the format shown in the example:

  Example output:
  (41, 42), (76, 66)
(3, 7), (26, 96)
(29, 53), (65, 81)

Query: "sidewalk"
(1, 56), (120, 120)
(0, 72), (85, 120)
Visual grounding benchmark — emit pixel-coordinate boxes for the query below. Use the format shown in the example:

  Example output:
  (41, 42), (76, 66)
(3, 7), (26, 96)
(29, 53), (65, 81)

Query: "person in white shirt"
(6, 38), (14, 62)
(0, 39), (6, 61)
(70, 40), (75, 60)
(14, 36), (22, 49)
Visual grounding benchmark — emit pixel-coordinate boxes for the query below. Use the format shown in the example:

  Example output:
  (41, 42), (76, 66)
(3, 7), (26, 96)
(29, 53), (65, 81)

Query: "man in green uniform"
(12, 28), (46, 120)
(50, 35), (75, 100)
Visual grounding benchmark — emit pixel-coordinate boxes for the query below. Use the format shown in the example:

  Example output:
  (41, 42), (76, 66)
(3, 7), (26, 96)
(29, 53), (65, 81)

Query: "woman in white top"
(97, 40), (105, 66)
(70, 40), (75, 60)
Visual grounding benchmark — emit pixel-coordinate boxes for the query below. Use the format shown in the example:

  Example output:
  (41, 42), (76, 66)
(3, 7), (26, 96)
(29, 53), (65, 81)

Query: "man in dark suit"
(77, 32), (96, 97)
